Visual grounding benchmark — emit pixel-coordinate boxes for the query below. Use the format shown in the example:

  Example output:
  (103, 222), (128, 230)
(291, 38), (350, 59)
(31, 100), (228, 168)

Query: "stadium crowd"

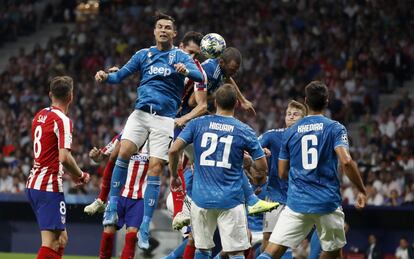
(0, 0), (413, 210)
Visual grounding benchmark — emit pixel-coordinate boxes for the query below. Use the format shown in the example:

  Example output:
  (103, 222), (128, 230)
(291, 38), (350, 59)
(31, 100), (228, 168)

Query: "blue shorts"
(26, 189), (66, 231)
(117, 196), (144, 229)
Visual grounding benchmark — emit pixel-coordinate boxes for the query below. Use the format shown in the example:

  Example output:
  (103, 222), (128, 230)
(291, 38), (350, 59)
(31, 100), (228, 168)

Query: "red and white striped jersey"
(121, 148), (149, 199)
(26, 106), (73, 192)
(100, 130), (123, 156)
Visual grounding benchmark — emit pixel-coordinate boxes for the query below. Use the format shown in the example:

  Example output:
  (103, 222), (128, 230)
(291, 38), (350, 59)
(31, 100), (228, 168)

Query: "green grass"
(0, 252), (102, 259)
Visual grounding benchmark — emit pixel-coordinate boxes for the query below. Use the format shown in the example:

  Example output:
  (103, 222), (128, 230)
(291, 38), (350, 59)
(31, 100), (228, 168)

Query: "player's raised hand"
(174, 63), (189, 75)
(355, 192), (367, 209)
(241, 100), (256, 116)
(95, 70), (108, 83)
(74, 172), (90, 186)
(174, 117), (187, 128)
(170, 175), (183, 192)
(89, 147), (104, 163)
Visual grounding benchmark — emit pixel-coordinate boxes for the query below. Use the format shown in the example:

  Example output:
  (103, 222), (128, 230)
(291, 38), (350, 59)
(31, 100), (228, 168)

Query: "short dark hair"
(305, 81), (329, 111)
(181, 31), (203, 47)
(215, 84), (237, 110)
(220, 47), (242, 64)
(154, 12), (176, 29)
(50, 76), (73, 100)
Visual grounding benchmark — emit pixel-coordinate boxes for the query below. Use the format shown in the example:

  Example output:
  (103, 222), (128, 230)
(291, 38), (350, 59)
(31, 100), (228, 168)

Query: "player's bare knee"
(148, 159), (165, 176)
(118, 140), (137, 159)
(59, 231), (68, 248)
(127, 227), (138, 233)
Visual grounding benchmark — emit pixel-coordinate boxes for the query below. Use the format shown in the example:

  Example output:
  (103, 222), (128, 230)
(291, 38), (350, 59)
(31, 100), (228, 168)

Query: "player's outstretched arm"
(95, 51), (143, 84)
(168, 139), (187, 190)
(59, 148), (90, 185)
(278, 159), (289, 180)
(175, 89), (207, 128)
(335, 146), (367, 209)
(226, 77), (256, 115)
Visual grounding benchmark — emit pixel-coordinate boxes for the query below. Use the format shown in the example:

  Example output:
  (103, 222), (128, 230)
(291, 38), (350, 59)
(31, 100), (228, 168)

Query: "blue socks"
(165, 238), (188, 258)
(282, 249), (293, 259)
(109, 158), (129, 197)
(257, 252), (273, 259)
(195, 249), (212, 259)
(229, 256), (245, 259)
(107, 158), (129, 210)
(309, 230), (322, 259)
(141, 175), (161, 230)
(242, 173), (259, 206)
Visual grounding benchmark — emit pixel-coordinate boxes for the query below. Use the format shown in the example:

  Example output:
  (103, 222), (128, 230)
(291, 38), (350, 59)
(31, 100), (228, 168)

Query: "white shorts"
(269, 206), (346, 251)
(191, 203), (250, 252)
(121, 109), (174, 161)
(263, 204), (286, 233)
(251, 231), (263, 246)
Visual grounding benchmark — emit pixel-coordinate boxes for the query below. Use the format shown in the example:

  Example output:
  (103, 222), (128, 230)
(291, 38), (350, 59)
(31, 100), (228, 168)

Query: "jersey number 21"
(200, 132), (233, 169)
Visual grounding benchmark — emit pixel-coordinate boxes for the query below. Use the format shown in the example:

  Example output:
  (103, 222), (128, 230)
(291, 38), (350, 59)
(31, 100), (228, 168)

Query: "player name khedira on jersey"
(297, 123), (324, 133)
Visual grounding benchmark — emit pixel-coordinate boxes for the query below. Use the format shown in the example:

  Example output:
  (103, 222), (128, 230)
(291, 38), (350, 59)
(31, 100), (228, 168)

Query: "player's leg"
(99, 226), (116, 259)
(27, 189), (67, 259)
(261, 205), (292, 259)
(121, 197), (144, 259)
(183, 233), (196, 259)
(165, 238), (189, 259)
(57, 230), (68, 257)
(309, 228), (322, 259)
(217, 204), (250, 259)
(243, 174), (278, 215)
(314, 207), (346, 259)
(257, 206), (314, 259)
(85, 142), (120, 215)
(138, 114), (174, 248)
(104, 110), (148, 225)
(38, 230), (64, 259)
(192, 203), (218, 259)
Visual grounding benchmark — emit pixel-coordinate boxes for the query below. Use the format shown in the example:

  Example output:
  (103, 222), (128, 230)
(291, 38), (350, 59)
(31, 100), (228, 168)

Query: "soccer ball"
(200, 33), (226, 59)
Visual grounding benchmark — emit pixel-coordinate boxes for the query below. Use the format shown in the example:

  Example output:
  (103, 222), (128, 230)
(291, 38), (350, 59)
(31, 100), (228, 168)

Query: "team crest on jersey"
(37, 115), (47, 123)
(168, 51), (176, 65)
(341, 134), (348, 144)
(61, 216), (66, 224)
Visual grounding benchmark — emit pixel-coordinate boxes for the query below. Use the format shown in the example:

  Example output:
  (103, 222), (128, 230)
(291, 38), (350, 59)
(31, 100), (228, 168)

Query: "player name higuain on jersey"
(209, 122), (235, 132)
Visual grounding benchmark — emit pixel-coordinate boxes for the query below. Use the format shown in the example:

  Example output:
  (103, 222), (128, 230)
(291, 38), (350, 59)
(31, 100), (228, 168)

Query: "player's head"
(285, 100), (307, 127)
(179, 31), (203, 59)
(215, 84), (238, 111)
(49, 76), (73, 105)
(304, 81), (329, 112)
(219, 47), (242, 77)
(154, 12), (177, 46)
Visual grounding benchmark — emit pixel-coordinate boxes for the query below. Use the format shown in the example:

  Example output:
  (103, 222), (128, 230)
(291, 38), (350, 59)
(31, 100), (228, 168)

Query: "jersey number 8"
(34, 125), (42, 159)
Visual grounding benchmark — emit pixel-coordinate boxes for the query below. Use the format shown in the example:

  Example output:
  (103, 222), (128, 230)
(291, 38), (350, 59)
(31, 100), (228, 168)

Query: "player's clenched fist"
(74, 172), (90, 186)
(95, 70), (108, 82)
(174, 63), (189, 75)
(89, 147), (104, 163)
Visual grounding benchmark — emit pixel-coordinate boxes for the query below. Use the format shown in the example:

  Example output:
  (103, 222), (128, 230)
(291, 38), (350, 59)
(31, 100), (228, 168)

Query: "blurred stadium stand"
(0, 0), (413, 257)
